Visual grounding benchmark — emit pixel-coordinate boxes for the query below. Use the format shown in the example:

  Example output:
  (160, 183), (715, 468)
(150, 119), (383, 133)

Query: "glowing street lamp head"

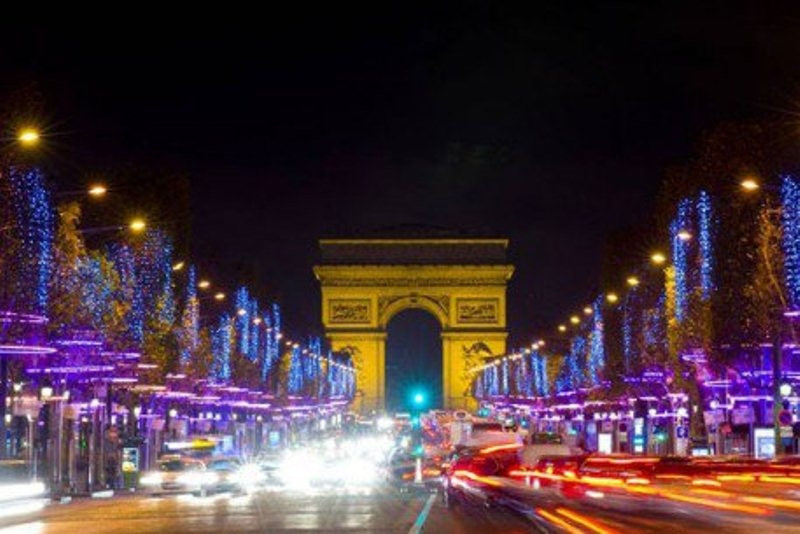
(606, 292), (619, 304)
(237, 308), (247, 316)
(570, 315), (580, 325)
(172, 261), (185, 272)
(253, 317), (262, 325)
(17, 128), (40, 146)
(583, 306), (593, 315)
(677, 230), (692, 241)
(214, 292), (225, 301)
(626, 276), (640, 287)
(741, 177), (760, 192)
(198, 280), (211, 289)
(780, 382), (792, 397)
(129, 218), (146, 233)
(537, 339), (545, 347)
(88, 184), (107, 197)
(651, 252), (666, 265)
(558, 324), (567, 333)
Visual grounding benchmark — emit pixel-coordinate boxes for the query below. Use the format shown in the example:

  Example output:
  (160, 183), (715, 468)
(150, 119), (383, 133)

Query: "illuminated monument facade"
(314, 238), (514, 412)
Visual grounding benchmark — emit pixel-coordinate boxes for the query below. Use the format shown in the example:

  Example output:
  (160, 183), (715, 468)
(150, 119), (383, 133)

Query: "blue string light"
(622, 296), (633, 373)
(537, 352), (549, 396)
(136, 230), (175, 328)
(697, 190), (714, 299)
(557, 335), (585, 392)
(588, 298), (604, 385)
(8, 167), (54, 314)
(671, 198), (691, 321)
(234, 287), (250, 356)
(247, 298), (259, 361)
(501, 358), (509, 395)
(212, 314), (232, 380)
(783, 176), (800, 310)
(474, 367), (485, 398)
(288, 344), (303, 394)
(180, 265), (199, 368)
(488, 364), (499, 396)
(111, 245), (143, 345)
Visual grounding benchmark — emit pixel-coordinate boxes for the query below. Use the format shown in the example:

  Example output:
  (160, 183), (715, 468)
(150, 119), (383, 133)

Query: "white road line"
(408, 493), (437, 534)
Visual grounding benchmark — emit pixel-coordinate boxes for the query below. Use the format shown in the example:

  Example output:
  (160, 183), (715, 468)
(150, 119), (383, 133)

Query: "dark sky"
(3, 3), (800, 345)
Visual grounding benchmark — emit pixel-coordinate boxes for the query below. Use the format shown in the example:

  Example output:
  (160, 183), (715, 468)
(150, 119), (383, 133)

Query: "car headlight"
(0, 482), (47, 502)
(202, 472), (219, 485)
(140, 473), (162, 486)
(177, 473), (203, 486)
(233, 465), (265, 487)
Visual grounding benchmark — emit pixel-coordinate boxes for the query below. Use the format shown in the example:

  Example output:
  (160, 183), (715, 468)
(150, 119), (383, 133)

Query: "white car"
(140, 456), (215, 495)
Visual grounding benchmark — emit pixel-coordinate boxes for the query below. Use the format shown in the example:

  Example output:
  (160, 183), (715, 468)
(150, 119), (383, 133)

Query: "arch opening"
(385, 308), (442, 412)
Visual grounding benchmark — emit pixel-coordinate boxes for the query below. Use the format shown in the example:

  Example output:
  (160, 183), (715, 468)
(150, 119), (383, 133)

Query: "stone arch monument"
(314, 238), (514, 412)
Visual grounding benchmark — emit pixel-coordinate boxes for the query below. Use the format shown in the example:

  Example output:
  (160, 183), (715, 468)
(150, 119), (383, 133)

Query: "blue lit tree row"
(475, 175), (800, 400)
(0, 164), (355, 399)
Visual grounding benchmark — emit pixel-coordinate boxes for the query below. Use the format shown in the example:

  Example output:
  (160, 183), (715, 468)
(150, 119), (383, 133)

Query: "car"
(203, 457), (244, 493)
(441, 444), (521, 507)
(518, 454), (588, 489)
(0, 460), (47, 518)
(140, 455), (213, 495)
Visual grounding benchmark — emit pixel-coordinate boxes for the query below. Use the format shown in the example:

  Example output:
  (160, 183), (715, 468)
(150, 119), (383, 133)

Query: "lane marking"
(408, 493), (436, 534)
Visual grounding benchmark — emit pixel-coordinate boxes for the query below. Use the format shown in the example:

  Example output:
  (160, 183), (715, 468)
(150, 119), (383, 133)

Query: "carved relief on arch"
(377, 293), (450, 327)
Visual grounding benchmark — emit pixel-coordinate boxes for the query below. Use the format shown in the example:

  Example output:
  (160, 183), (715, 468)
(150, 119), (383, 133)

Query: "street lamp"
(606, 292), (619, 304)
(129, 219), (146, 233)
(172, 262), (185, 272)
(741, 178), (760, 192)
(651, 252), (667, 265)
(17, 128), (40, 147)
(198, 280), (211, 289)
(583, 306), (593, 315)
(214, 292), (226, 301)
(626, 276), (640, 287)
(676, 230), (692, 241)
(87, 184), (107, 198)
(557, 324), (567, 333)
(569, 315), (580, 325)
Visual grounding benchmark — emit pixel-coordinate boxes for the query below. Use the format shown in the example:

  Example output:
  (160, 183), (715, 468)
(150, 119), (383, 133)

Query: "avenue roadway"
(3, 480), (800, 534)
(0, 487), (532, 534)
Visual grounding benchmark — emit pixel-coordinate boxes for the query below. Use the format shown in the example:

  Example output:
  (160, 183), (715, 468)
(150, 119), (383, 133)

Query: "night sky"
(3, 4), (800, 345)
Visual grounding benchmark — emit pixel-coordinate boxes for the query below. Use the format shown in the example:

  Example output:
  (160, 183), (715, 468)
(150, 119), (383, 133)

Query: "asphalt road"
(3, 480), (800, 533)
(0, 487), (532, 534)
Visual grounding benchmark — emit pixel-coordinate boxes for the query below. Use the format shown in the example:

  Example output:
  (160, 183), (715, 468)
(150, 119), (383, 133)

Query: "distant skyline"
(2, 4), (800, 344)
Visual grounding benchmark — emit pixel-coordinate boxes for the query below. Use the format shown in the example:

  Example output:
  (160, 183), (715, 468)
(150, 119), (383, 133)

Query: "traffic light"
(409, 389), (427, 411)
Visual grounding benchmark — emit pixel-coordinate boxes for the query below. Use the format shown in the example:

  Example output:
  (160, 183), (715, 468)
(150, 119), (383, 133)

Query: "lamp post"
(740, 178), (794, 456)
